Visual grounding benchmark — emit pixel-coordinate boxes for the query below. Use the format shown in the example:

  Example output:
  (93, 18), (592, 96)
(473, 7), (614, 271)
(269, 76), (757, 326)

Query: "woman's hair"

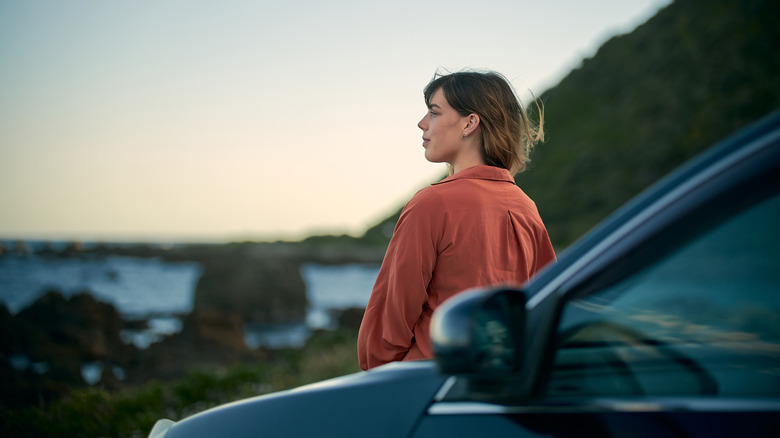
(423, 70), (544, 175)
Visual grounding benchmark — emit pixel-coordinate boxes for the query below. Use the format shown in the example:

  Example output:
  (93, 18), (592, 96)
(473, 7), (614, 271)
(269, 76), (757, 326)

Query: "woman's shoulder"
(404, 185), (445, 210)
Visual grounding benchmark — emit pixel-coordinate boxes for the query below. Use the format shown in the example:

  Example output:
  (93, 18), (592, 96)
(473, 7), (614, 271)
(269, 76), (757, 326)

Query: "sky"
(0, 0), (672, 243)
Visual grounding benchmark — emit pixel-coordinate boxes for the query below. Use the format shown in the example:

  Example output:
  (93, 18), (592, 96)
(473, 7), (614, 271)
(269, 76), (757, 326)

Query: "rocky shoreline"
(0, 240), (383, 410)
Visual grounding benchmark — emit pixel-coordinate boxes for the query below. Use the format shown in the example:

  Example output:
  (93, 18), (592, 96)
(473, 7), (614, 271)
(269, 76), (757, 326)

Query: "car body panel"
(416, 405), (779, 437)
(162, 362), (447, 437)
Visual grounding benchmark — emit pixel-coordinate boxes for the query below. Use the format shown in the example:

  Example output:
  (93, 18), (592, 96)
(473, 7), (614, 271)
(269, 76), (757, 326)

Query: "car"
(149, 111), (780, 437)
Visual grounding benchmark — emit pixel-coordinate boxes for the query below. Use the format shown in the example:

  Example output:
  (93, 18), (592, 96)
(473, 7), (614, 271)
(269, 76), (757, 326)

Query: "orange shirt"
(358, 165), (556, 370)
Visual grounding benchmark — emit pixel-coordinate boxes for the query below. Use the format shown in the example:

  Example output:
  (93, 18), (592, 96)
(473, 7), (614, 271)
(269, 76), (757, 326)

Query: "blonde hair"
(424, 70), (544, 174)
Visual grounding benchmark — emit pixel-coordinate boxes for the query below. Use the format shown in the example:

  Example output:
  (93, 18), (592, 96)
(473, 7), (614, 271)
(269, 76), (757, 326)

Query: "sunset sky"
(0, 0), (672, 243)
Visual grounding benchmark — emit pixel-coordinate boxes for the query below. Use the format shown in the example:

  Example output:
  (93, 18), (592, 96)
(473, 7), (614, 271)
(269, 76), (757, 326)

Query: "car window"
(547, 190), (780, 398)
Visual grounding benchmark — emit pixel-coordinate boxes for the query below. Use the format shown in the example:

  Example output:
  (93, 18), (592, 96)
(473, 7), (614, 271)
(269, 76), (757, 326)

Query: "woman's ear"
(463, 114), (480, 136)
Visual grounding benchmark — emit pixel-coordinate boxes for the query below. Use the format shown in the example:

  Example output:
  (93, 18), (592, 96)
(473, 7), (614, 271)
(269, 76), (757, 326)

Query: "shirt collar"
(431, 165), (515, 185)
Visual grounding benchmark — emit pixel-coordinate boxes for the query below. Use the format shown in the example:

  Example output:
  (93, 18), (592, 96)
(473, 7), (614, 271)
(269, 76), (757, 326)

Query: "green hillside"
(360, 0), (780, 250)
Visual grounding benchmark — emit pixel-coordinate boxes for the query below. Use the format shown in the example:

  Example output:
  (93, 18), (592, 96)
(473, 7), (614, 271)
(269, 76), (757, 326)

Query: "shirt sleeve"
(357, 190), (440, 370)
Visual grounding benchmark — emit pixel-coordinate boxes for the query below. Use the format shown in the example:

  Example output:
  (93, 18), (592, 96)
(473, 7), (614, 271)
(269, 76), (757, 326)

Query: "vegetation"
(2, 329), (361, 438)
(515, 0), (780, 248)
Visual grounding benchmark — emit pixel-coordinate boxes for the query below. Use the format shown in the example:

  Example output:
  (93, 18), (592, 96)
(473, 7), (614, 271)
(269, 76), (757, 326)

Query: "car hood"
(159, 361), (448, 438)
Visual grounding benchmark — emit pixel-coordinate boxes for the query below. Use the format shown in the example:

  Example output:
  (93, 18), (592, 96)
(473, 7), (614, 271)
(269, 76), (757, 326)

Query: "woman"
(357, 70), (556, 370)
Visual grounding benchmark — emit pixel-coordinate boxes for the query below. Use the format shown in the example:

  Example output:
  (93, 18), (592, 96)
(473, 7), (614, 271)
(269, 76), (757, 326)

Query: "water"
(0, 253), (379, 350)
(245, 263), (379, 348)
(302, 263), (380, 328)
(0, 254), (200, 317)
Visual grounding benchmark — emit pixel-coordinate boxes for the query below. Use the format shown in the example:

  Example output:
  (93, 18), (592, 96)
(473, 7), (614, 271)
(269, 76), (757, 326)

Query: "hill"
(358, 0), (780, 250)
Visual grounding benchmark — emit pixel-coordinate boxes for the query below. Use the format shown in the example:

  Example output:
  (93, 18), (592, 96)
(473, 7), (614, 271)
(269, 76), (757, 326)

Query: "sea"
(0, 244), (380, 356)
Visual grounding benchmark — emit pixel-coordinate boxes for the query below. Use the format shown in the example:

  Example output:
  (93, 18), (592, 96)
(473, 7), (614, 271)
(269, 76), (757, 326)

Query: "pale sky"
(0, 0), (672, 243)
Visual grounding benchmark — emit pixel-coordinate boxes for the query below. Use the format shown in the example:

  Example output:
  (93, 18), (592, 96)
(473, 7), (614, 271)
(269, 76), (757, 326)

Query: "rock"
(0, 304), (13, 355)
(13, 290), (132, 366)
(122, 318), (149, 331)
(182, 309), (247, 353)
(336, 307), (366, 333)
(0, 291), (130, 406)
(0, 359), (67, 409)
(124, 309), (267, 384)
(98, 365), (124, 391)
(194, 256), (308, 325)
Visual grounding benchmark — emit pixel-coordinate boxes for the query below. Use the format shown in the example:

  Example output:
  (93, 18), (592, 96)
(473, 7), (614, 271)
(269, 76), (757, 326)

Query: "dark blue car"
(150, 111), (780, 437)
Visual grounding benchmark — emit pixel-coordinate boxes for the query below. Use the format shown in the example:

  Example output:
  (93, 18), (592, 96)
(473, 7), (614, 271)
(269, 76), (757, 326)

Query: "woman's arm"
(357, 192), (440, 370)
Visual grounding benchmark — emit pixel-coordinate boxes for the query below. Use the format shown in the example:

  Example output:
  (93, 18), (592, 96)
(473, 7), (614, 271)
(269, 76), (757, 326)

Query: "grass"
(1, 329), (362, 438)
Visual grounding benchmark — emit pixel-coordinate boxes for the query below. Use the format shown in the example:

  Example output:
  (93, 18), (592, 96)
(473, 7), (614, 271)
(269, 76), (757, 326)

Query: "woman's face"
(418, 88), (469, 166)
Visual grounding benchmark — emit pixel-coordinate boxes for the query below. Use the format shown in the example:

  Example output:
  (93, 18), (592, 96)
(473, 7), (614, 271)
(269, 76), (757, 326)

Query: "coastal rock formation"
(0, 291), (136, 406)
(0, 290), (272, 407)
(124, 308), (268, 384)
(0, 304), (12, 355)
(184, 309), (247, 352)
(336, 307), (366, 333)
(194, 256), (308, 325)
(0, 243), (366, 409)
(13, 290), (132, 367)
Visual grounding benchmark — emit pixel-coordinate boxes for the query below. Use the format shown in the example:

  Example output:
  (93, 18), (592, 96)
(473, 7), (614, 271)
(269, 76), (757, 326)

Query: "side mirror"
(431, 287), (526, 377)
